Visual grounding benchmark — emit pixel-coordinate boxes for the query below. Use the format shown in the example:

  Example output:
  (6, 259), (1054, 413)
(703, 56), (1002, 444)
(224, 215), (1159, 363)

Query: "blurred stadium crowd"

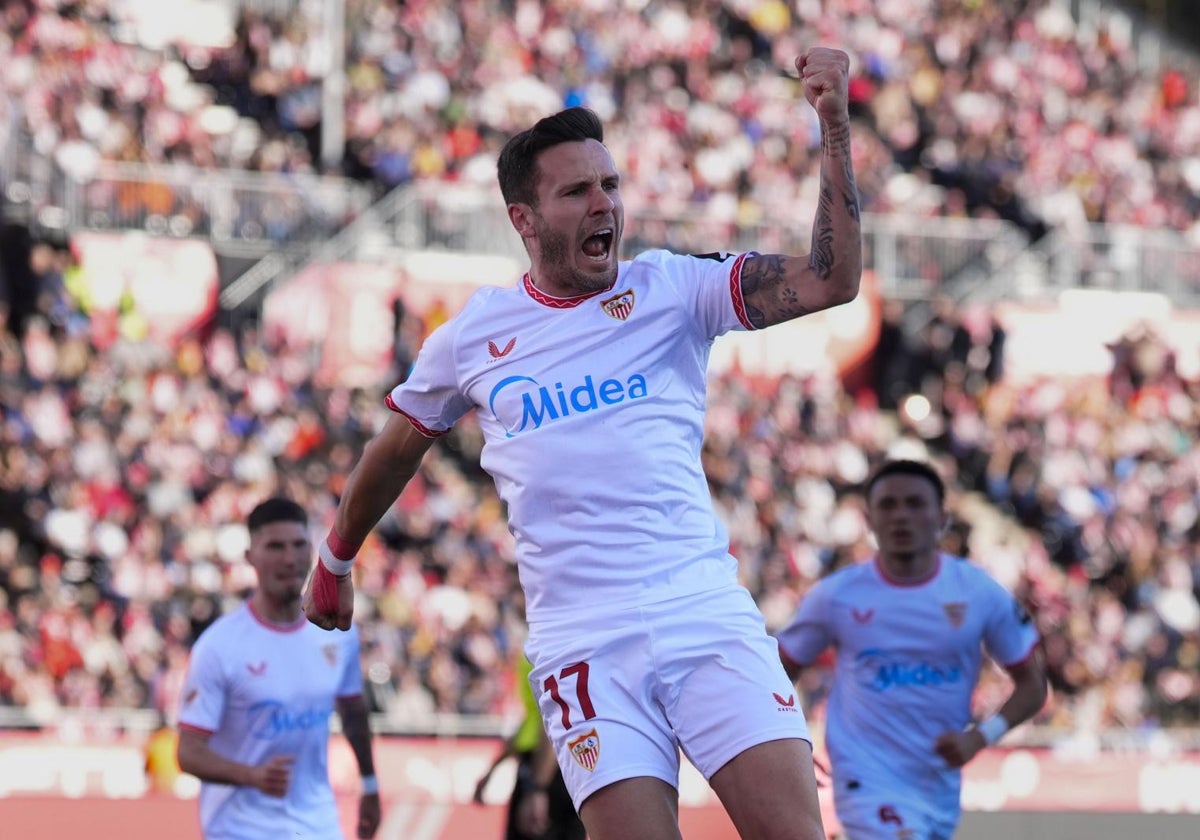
(1, 253), (1198, 736)
(3, 0), (1198, 238)
(0, 0), (1198, 742)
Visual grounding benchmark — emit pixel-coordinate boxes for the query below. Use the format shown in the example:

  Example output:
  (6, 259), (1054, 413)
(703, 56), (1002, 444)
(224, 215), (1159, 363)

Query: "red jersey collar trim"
(523, 273), (615, 309)
(248, 599), (307, 633)
(874, 553), (942, 587)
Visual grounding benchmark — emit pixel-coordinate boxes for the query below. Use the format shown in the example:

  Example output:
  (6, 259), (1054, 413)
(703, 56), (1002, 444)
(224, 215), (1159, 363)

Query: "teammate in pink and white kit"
(777, 460), (1048, 840)
(178, 498), (381, 840)
(305, 47), (861, 840)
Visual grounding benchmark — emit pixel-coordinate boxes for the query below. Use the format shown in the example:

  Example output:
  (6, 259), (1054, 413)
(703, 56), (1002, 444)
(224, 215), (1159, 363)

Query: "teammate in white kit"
(305, 46), (861, 840)
(177, 498), (381, 840)
(777, 460), (1048, 840)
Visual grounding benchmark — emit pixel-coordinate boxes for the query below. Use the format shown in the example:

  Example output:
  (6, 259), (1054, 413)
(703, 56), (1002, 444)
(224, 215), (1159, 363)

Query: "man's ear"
(508, 203), (536, 239)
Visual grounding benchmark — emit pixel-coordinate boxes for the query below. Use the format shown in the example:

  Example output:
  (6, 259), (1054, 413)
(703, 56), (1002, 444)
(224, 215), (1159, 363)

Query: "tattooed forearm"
(810, 118), (858, 279)
(739, 117), (861, 329)
(810, 182), (836, 281)
(821, 119), (852, 158)
(843, 157), (861, 221)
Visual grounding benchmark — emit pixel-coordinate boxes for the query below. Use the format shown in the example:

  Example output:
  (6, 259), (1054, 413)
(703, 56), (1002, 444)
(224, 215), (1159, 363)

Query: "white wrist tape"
(975, 714), (1009, 746)
(318, 539), (355, 577)
(360, 774), (379, 794)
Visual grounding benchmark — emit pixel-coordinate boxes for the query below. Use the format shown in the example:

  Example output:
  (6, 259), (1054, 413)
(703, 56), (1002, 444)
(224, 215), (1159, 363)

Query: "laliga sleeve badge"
(568, 728), (601, 771)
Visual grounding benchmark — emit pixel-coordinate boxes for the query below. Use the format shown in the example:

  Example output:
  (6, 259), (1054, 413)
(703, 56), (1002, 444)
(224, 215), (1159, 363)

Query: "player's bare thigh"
(709, 737), (826, 840)
(578, 775), (681, 840)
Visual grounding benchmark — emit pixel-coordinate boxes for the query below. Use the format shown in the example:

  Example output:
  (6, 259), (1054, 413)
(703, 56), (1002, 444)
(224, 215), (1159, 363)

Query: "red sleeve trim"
(178, 722), (215, 736)
(729, 252), (757, 331)
(384, 394), (449, 438)
(336, 693), (364, 702)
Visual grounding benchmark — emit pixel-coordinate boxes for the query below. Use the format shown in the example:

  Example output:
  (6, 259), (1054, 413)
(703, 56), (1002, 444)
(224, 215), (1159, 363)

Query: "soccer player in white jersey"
(177, 498), (381, 840)
(305, 46), (860, 840)
(777, 460), (1048, 840)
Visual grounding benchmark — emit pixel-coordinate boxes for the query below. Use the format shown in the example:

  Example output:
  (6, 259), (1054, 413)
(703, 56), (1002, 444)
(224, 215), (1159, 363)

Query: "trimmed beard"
(533, 213), (616, 295)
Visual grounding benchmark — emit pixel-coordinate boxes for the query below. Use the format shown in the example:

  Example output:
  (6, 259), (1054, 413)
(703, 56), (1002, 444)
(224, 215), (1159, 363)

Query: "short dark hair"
(247, 497), (308, 533)
(496, 107), (605, 207)
(864, 459), (945, 505)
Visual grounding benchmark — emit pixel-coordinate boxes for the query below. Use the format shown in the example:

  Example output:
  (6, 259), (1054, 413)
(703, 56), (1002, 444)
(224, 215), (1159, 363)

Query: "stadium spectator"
(2, 0), (1199, 248)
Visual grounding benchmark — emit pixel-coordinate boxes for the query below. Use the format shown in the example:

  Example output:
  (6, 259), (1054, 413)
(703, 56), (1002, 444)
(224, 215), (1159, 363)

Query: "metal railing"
(219, 182), (419, 309)
(387, 183), (1200, 305)
(1, 122), (374, 253)
(1036, 224), (1200, 300)
(346, 182), (1033, 301)
(216, 180), (1038, 313)
(73, 162), (373, 249)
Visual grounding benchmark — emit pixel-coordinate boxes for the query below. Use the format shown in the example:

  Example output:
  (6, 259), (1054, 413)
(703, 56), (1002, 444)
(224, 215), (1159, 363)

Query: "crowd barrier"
(0, 732), (1197, 839)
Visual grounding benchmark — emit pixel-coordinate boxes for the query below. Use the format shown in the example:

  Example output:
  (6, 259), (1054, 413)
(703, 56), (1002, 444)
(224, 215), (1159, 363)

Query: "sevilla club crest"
(568, 728), (601, 771)
(943, 602), (967, 628)
(600, 290), (635, 321)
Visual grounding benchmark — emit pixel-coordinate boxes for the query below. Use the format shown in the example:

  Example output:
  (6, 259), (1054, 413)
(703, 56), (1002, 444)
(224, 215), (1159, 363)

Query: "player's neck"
(878, 551), (939, 583)
(250, 591), (303, 625)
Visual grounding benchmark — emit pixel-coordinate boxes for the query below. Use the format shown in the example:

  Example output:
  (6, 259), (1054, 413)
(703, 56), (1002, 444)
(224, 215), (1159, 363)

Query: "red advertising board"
(0, 733), (1197, 840)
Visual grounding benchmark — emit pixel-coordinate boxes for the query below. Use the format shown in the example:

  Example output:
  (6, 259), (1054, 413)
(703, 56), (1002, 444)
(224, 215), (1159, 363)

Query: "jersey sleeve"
(177, 633), (227, 735)
(336, 626), (365, 699)
(387, 319), (473, 435)
(650, 250), (759, 339)
(981, 580), (1040, 667)
(776, 581), (835, 668)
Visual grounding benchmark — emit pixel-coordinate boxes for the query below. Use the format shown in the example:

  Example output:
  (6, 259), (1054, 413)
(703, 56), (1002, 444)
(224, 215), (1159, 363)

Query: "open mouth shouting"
(581, 227), (614, 263)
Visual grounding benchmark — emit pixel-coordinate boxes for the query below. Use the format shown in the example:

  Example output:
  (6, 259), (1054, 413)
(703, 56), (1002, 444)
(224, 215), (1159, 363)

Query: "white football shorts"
(525, 584), (811, 811)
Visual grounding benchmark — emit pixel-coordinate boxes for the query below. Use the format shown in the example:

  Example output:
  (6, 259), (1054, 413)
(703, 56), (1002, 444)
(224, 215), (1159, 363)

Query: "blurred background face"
(246, 520), (312, 606)
(866, 473), (945, 561)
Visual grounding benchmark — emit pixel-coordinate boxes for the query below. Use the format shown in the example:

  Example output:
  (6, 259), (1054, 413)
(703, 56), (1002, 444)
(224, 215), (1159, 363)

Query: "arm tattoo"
(741, 119), (860, 328)
(821, 120), (852, 157)
(741, 253), (813, 328)
(843, 155), (861, 221)
(811, 121), (860, 275)
(810, 183), (836, 281)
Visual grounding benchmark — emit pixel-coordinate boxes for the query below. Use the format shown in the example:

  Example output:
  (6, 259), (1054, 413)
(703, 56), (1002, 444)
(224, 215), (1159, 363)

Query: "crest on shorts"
(943, 602), (967, 628)
(600, 290), (635, 321)
(323, 643), (339, 666)
(568, 728), (601, 772)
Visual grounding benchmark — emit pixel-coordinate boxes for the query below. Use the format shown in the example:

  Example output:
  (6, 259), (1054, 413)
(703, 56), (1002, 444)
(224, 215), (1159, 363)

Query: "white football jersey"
(390, 250), (758, 623)
(776, 554), (1039, 822)
(178, 602), (363, 840)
